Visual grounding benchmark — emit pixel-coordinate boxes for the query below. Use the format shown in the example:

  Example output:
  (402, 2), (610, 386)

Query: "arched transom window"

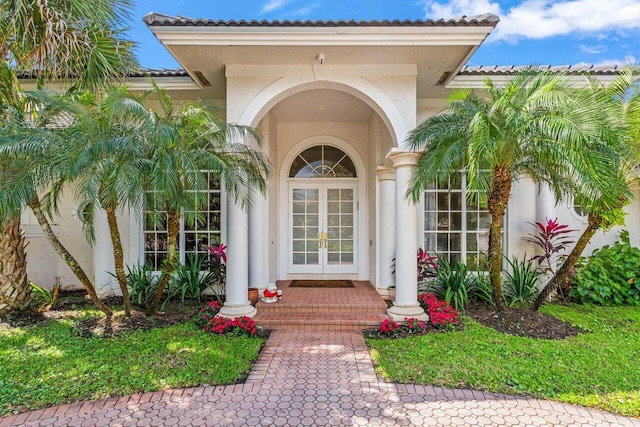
(289, 145), (357, 178)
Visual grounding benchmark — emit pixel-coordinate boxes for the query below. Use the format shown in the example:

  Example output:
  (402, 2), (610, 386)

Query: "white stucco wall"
(23, 190), (92, 290)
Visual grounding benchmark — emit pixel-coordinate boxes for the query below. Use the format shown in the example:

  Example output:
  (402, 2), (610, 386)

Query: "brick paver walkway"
(2, 331), (639, 426)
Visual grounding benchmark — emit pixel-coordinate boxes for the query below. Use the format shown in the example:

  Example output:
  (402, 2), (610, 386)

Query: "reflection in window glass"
(289, 145), (357, 178)
(144, 171), (222, 270)
(424, 173), (497, 270)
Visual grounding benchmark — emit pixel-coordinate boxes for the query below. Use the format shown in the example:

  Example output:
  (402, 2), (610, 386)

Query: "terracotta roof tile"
(142, 12), (500, 28)
(15, 68), (189, 79)
(459, 64), (632, 76)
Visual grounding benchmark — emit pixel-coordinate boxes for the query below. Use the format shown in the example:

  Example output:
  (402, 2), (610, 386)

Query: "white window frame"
(141, 172), (226, 271)
(422, 172), (498, 269)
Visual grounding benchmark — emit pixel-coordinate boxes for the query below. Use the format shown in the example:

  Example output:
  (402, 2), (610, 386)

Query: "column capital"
(375, 166), (395, 181)
(386, 148), (421, 168)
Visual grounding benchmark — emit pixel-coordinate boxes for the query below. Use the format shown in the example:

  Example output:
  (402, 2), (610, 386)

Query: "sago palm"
(408, 71), (625, 308)
(144, 87), (270, 314)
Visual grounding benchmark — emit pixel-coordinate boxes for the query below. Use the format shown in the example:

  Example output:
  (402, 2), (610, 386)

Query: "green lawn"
(367, 305), (640, 416)
(0, 312), (265, 416)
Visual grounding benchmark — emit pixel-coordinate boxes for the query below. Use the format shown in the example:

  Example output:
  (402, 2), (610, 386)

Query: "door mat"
(289, 280), (354, 288)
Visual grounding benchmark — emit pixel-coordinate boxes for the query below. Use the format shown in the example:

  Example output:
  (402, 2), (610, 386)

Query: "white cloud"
(572, 54), (638, 67)
(261, 0), (292, 14)
(579, 44), (607, 54)
(289, 2), (321, 16)
(422, 0), (640, 41)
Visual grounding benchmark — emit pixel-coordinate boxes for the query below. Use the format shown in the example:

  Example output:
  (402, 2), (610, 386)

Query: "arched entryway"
(280, 138), (367, 280)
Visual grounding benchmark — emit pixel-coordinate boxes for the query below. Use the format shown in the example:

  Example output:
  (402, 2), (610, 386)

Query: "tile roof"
(459, 65), (632, 76)
(127, 68), (189, 78)
(15, 68), (189, 79)
(142, 12), (500, 28)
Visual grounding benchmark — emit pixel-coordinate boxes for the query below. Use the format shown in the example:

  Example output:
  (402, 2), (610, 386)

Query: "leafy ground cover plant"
(503, 255), (540, 306)
(569, 231), (640, 305)
(366, 305), (640, 416)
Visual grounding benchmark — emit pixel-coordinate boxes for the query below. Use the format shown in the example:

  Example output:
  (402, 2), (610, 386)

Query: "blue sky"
(130, 0), (640, 69)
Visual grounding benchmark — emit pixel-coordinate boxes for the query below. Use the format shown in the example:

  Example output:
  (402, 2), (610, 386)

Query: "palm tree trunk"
(487, 166), (512, 309)
(147, 209), (180, 314)
(105, 205), (131, 316)
(532, 213), (602, 311)
(0, 217), (31, 314)
(28, 197), (112, 316)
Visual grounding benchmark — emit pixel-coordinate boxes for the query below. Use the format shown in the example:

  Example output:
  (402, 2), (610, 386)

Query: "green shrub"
(468, 271), (495, 306)
(503, 255), (540, 306)
(126, 264), (159, 307)
(569, 231), (640, 306)
(424, 258), (474, 311)
(169, 255), (216, 303)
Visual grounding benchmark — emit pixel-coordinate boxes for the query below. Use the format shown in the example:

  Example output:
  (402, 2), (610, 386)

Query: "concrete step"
(254, 312), (388, 331)
(256, 300), (387, 315)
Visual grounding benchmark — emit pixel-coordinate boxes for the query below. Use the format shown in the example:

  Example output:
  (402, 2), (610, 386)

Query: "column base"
(218, 302), (257, 319)
(387, 304), (429, 322)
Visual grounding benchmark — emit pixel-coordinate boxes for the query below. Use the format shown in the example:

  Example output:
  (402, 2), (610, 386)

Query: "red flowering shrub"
(378, 317), (430, 336)
(405, 317), (428, 334)
(204, 316), (257, 336)
(194, 299), (222, 329)
(379, 318), (400, 334)
(418, 293), (459, 327)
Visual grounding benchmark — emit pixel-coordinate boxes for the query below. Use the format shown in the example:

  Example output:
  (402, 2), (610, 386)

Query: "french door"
(288, 181), (357, 275)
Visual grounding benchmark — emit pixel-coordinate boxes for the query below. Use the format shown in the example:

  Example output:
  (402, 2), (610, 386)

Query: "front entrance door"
(288, 182), (357, 275)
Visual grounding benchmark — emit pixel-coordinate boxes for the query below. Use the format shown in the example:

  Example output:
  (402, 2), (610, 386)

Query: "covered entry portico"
(143, 13), (500, 321)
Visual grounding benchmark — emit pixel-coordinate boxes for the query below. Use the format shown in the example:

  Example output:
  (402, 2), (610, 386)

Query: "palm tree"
(0, 101), (113, 315)
(408, 71), (625, 308)
(144, 87), (270, 314)
(532, 68), (639, 310)
(42, 88), (154, 316)
(0, 0), (135, 314)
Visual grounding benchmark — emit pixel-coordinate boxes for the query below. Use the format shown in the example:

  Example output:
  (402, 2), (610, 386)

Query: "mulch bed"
(1, 291), (273, 339)
(71, 309), (192, 338)
(466, 305), (584, 339)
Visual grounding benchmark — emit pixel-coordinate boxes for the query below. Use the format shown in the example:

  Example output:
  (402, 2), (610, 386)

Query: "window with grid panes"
(143, 171), (222, 270)
(423, 173), (492, 269)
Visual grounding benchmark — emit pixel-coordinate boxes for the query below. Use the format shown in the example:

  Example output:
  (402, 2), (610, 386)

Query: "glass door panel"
(289, 182), (358, 275)
(290, 187), (321, 273)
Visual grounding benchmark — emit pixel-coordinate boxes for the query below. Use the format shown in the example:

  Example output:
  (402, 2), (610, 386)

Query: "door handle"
(317, 232), (328, 248)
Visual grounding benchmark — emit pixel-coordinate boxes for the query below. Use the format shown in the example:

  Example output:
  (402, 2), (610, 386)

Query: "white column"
(536, 182), (556, 222)
(93, 207), (116, 297)
(386, 149), (428, 322)
(376, 166), (396, 293)
(249, 192), (269, 290)
(219, 196), (256, 318)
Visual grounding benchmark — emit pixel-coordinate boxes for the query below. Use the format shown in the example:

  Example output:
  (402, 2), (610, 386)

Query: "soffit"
(158, 44), (474, 99)
(269, 89), (374, 123)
